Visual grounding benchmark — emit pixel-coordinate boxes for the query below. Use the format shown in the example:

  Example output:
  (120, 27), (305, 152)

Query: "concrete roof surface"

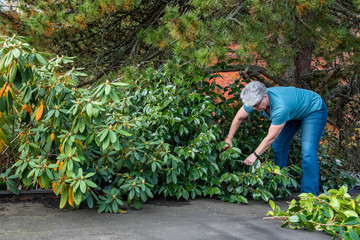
(0, 194), (341, 240)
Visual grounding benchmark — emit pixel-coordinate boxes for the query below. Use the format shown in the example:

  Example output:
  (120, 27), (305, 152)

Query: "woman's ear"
(263, 94), (268, 101)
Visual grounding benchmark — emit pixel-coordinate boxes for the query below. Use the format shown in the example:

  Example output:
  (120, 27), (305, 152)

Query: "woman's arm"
(244, 123), (286, 165)
(224, 106), (250, 147)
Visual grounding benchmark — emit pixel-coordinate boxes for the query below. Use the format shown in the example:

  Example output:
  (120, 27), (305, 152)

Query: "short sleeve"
(243, 105), (254, 114)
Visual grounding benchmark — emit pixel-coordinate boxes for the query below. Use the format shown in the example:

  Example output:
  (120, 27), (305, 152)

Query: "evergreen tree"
(0, 1), (358, 93)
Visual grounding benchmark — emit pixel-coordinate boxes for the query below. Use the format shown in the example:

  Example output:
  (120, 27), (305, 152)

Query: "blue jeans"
(271, 101), (328, 195)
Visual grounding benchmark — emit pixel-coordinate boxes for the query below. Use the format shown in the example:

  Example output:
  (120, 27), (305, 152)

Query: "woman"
(224, 81), (328, 195)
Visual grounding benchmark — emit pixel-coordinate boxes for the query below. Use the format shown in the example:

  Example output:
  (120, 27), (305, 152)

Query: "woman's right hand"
(223, 136), (233, 151)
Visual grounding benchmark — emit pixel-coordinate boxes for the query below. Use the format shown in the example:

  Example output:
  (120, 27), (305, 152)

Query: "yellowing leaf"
(59, 182), (64, 194)
(117, 209), (128, 214)
(68, 187), (75, 208)
(26, 105), (32, 114)
(0, 128), (8, 144)
(21, 104), (32, 114)
(7, 60), (13, 73)
(38, 177), (44, 188)
(54, 160), (59, 171)
(52, 181), (58, 194)
(0, 82), (8, 98)
(59, 161), (63, 171)
(75, 139), (84, 150)
(0, 134), (8, 152)
(36, 103), (44, 121)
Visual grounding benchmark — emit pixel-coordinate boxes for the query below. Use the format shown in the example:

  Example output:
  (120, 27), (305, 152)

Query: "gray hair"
(240, 81), (268, 106)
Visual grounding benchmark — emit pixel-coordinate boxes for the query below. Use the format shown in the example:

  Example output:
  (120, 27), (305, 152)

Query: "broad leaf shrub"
(267, 186), (360, 239)
(317, 130), (357, 191)
(0, 35), (299, 210)
(0, 36), (356, 213)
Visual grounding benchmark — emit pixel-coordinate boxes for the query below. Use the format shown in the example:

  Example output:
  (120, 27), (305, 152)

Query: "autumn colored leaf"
(36, 103), (44, 121)
(0, 135), (8, 152)
(7, 60), (13, 73)
(68, 187), (75, 207)
(38, 177), (44, 188)
(59, 162), (63, 171)
(52, 182), (58, 194)
(0, 83), (8, 98)
(0, 128), (8, 144)
(0, 128), (9, 152)
(21, 104), (32, 115)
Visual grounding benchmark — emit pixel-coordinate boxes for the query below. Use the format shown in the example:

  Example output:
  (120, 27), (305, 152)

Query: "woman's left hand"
(244, 153), (257, 166)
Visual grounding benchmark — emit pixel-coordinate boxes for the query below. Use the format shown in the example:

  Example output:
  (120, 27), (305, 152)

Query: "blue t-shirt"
(243, 87), (323, 125)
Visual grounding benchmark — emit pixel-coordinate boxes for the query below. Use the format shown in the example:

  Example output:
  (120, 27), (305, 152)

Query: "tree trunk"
(294, 42), (313, 89)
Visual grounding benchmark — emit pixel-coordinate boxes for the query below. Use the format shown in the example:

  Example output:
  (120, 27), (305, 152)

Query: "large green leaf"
(349, 228), (360, 240)
(23, 86), (32, 103)
(343, 217), (359, 226)
(0, 96), (7, 112)
(4, 51), (13, 69)
(74, 190), (83, 206)
(109, 131), (117, 143)
(36, 54), (48, 65)
(0, 52), (7, 72)
(80, 181), (87, 193)
(86, 103), (93, 117)
(59, 187), (68, 209)
(8, 63), (17, 83)
(39, 173), (50, 189)
(6, 179), (20, 195)
(117, 129), (132, 137)
(13, 68), (22, 89)
(13, 48), (21, 58)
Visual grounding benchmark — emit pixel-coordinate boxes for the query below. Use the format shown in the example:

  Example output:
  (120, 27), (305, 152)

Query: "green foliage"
(267, 186), (360, 239)
(319, 155), (357, 191)
(0, 168), (20, 195)
(1, 0), (359, 169)
(0, 0), (173, 76)
(0, 36), (298, 210)
(141, 0), (359, 76)
(0, 36), (357, 214)
(2, 0), (358, 87)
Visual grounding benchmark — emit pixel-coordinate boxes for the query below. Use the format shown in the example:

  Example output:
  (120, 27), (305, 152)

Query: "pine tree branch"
(315, 66), (341, 93)
(75, 72), (104, 88)
(338, 94), (360, 104)
(302, 69), (334, 78)
(324, 84), (351, 101)
(329, 2), (360, 26)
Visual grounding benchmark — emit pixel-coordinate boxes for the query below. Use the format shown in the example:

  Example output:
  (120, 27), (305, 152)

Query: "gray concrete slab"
(0, 196), (333, 240)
